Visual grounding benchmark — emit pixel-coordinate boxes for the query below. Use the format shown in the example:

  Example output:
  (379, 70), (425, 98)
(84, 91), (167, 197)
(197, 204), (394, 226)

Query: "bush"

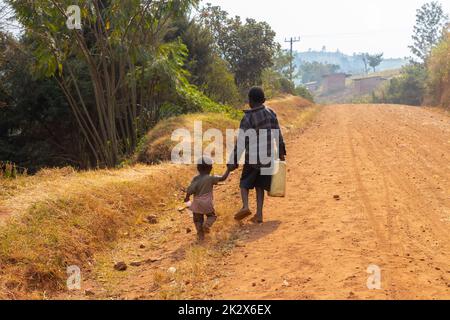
(294, 86), (315, 103)
(202, 57), (241, 106)
(372, 64), (427, 106)
(261, 69), (296, 98)
(427, 31), (450, 108)
(135, 113), (239, 165)
(160, 82), (242, 121)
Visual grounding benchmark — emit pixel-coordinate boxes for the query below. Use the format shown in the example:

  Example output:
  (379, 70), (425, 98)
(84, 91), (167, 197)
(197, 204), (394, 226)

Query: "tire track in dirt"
(355, 107), (449, 237)
(361, 134), (450, 294)
(343, 107), (446, 298)
(344, 122), (400, 299)
(352, 108), (450, 295)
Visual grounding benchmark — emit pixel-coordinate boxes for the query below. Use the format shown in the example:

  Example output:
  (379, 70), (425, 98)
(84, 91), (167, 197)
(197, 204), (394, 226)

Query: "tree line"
(0, 1), (311, 172)
(296, 53), (384, 88)
(373, 1), (449, 107)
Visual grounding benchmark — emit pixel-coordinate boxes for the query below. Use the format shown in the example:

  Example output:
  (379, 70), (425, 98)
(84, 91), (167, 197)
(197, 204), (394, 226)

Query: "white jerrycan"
(269, 160), (287, 197)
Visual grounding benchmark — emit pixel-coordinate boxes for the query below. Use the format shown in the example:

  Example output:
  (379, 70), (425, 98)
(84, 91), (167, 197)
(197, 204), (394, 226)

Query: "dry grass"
(150, 199), (242, 300)
(71, 168), (243, 300)
(266, 95), (318, 132)
(0, 164), (193, 299)
(135, 113), (240, 165)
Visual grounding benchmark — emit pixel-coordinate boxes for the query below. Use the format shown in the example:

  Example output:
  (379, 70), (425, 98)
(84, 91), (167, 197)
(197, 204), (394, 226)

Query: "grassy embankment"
(0, 95), (317, 299)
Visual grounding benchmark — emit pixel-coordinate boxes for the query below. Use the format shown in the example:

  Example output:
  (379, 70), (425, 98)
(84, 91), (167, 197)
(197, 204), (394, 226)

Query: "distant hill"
(295, 50), (407, 76)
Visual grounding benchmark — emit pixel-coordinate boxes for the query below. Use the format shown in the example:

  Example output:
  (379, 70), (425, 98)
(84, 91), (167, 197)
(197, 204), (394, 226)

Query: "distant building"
(353, 76), (386, 95)
(322, 73), (347, 93)
(304, 81), (319, 92)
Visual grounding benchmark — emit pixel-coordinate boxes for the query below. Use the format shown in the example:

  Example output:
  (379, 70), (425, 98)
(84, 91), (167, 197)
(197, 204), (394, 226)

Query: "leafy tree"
(373, 64), (427, 106)
(7, 0), (200, 168)
(0, 1), (12, 31)
(169, 15), (215, 87)
(198, 4), (230, 59)
(200, 4), (278, 91)
(0, 33), (82, 170)
(297, 61), (340, 84)
(226, 17), (277, 90)
(427, 30), (450, 107)
(261, 47), (299, 98)
(409, 1), (448, 63)
(294, 86), (314, 102)
(358, 53), (370, 74)
(168, 14), (239, 105)
(372, 2), (448, 106)
(368, 53), (384, 72)
(261, 68), (296, 97)
(273, 47), (296, 81)
(202, 56), (240, 105)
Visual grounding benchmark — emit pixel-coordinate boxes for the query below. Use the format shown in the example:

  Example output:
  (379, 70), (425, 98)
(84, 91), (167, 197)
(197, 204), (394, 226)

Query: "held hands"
(227, 163), (239, 172)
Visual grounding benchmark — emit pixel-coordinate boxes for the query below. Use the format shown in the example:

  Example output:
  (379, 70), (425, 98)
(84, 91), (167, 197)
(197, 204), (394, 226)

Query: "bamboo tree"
(8, 0), (199, 167)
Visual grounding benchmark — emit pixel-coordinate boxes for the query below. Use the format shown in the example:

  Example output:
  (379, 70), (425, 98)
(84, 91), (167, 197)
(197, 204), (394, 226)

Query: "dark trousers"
(193, 213), (217, 239)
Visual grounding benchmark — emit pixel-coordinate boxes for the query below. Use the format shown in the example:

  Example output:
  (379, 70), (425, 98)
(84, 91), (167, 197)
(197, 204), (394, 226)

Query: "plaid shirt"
(231, 105), (286, 167)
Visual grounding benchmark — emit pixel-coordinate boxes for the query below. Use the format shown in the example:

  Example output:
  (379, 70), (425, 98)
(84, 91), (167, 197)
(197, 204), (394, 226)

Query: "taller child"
(228, 87), (287, 224)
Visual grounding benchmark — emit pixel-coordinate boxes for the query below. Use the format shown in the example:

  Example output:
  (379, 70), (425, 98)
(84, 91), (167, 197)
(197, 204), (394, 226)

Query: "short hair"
(196, 156), (213, 174)
(248, 87), (266, 104)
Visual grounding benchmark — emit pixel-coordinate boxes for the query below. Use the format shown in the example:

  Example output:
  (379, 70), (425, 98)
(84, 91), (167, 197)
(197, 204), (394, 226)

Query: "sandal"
(234, 208), (252, 221)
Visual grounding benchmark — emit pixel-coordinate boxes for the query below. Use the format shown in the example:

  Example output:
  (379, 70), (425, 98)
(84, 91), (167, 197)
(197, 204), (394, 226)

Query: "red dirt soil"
(213, 104), (450, 300)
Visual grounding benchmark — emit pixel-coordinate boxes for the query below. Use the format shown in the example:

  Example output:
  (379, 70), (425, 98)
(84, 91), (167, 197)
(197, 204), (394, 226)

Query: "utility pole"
(284, 36), (301, 82)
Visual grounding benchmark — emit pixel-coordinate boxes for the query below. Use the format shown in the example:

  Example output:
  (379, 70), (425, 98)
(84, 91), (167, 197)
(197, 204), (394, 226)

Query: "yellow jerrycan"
(269, 160), (286, 197)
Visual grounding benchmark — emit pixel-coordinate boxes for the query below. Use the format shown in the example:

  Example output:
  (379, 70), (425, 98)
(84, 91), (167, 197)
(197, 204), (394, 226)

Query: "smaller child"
(185, 157), (231, 241)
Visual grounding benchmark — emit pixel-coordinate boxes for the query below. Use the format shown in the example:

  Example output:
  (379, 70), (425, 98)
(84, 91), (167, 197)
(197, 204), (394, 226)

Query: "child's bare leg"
(204, 213), (217, 233)
(241, 188), (250, 210)
(255, 187), (265, 222)
(235, 188), (252, 221)
(193, 213), (205, 240)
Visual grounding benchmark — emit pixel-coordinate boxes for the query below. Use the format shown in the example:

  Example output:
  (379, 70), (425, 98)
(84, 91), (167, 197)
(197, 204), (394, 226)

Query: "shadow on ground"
(241, 220), (281, 243)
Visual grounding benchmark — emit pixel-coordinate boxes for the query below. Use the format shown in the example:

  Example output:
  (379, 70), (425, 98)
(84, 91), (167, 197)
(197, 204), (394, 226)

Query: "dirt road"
(212, 104), (450, 300)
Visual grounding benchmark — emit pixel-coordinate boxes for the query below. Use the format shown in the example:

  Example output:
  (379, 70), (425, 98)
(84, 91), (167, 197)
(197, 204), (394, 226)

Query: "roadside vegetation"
(0, 1), (314, 173)
(373, 1), (449, 109)
(0, 164), (193, 299)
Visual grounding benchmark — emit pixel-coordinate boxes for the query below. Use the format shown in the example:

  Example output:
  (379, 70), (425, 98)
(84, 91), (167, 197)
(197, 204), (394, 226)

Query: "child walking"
(185, 157), (231, 241)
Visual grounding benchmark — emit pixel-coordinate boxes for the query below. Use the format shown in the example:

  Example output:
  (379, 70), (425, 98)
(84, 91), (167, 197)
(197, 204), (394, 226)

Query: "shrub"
(294, 86), (315, 103)
(372, 64), (427, 106)
(135, 113), (240, 165)
(202, 57), (241, 106)
(160, 83), (242, 121)
(427, 31), (450, 108)
(261, 69), (296, 98)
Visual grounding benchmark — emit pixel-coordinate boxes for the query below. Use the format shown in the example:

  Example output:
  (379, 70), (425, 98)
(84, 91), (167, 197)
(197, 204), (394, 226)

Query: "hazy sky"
(204, 0), (450, 58)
